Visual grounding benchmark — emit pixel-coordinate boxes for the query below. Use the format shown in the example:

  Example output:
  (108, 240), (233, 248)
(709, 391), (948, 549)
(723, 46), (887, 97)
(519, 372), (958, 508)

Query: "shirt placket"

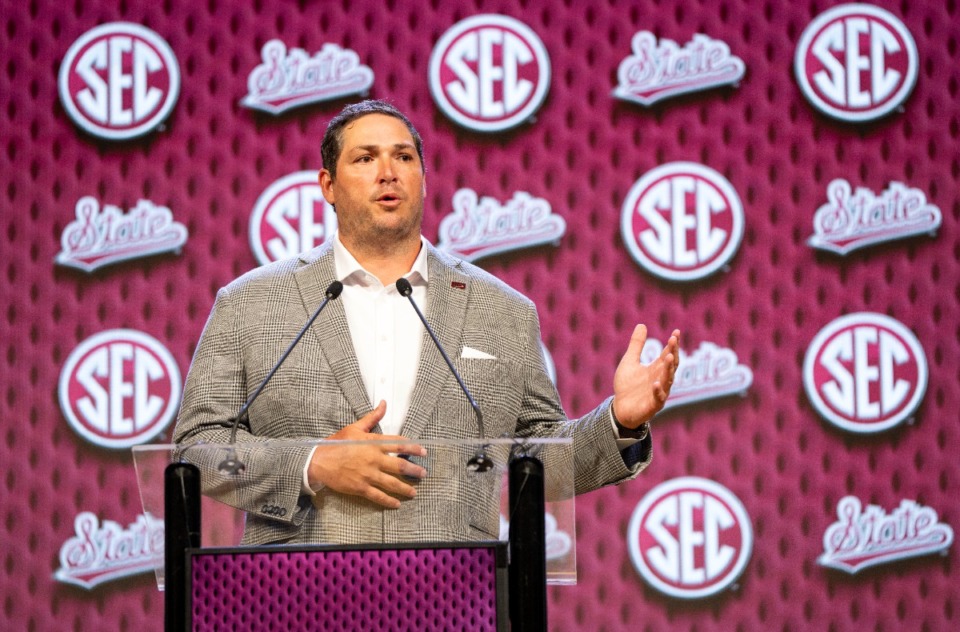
(372, 287), (396, 431)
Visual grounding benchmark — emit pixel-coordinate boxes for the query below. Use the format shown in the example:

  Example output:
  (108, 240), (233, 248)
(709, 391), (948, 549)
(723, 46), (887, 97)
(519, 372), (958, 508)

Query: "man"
(174, 100), (680, 546)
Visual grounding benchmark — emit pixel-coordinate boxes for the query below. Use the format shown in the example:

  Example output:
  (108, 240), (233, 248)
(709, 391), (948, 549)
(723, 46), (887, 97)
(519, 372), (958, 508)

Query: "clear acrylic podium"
(133, 437), (575, 631)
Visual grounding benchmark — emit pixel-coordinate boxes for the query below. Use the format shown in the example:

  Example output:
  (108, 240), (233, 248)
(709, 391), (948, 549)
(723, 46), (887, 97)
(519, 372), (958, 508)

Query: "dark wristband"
(611, 403), (650, 440)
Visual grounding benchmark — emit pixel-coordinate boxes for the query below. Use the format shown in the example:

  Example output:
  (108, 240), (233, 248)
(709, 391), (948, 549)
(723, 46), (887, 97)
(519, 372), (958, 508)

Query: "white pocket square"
(461, 346), (497, 360)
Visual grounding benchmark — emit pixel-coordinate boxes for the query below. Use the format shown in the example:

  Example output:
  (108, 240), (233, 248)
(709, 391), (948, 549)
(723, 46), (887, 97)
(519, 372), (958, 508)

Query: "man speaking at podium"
(174, 100), (680, 546)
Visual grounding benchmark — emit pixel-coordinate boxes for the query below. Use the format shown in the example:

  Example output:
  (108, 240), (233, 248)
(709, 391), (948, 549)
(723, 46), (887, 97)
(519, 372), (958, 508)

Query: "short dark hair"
(321, 100), (424, 180)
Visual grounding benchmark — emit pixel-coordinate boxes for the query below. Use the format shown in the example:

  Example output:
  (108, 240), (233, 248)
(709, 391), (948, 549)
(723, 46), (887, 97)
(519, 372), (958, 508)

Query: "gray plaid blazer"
(174, 240), (651, 545)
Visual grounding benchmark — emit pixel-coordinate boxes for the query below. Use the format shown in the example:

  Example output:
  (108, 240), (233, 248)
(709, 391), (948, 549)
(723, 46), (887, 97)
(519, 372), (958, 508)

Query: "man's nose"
(377, 157), (397, 181)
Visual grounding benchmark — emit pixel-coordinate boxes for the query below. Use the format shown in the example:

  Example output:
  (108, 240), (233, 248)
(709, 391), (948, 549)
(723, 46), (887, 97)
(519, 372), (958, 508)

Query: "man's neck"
(339, 233), (423, 286)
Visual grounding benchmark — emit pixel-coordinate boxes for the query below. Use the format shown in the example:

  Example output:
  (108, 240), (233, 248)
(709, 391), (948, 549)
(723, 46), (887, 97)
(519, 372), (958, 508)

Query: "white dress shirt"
(333, 233), (429, 435)
(302, 233), (428, 493)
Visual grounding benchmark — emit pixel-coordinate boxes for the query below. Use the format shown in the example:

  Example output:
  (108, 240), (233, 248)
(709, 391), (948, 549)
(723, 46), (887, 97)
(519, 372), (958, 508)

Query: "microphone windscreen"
(326, 280), (344, 299)
(395, 277), (413, 297)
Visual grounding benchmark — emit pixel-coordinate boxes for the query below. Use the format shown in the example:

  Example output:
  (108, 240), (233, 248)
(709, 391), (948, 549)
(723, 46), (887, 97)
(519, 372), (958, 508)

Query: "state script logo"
(628, 477), (753, 599)
(59, 329), (181, 449)
(819, 496), (953, 574)
(795, 4), (917, 122)
(59, 22), (180, 140)
(241, 40), (374, 115)
(808, 179), (941, 255)
(429, 14), (550, 132)
(437, 188), (565, 261)
(249, 171), (336, 265)
(621, 162), (744, 281)
(641, 340), (753, 411)
(55, 511), (164, 589)
(56, 196), (188, 272)
(804, 313), (927, 434)
(613, 31), (745, 106)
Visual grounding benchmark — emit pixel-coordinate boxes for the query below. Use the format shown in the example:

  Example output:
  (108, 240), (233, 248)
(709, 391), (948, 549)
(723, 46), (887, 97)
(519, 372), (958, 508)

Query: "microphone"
(217, 280), (344, 475)
(395, 277), (493, 473)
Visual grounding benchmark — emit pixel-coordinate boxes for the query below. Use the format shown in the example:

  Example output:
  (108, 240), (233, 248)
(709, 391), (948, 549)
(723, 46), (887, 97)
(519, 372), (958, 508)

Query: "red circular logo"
(795, 4), (917, 122)
(429, 14), (550, 132)
(249, 171), (337, 265)
(803, 313), (927, 433)
(58, 22), (180, 140)
(621, 162), (744, 281)
(628, 477), (753, 599)
(58, 330), (181, 449)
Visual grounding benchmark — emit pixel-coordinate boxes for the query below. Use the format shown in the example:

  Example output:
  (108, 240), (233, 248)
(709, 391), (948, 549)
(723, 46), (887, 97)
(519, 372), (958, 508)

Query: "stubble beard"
(340, 198), (424, 259)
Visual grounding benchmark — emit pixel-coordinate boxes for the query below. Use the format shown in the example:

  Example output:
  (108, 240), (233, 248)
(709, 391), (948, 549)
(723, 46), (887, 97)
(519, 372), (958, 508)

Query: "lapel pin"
(451, 281), (466, 289)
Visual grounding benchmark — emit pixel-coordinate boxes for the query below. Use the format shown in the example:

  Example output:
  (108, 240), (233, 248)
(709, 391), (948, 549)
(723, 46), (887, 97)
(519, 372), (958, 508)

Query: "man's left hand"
(611, 325), (681, 429)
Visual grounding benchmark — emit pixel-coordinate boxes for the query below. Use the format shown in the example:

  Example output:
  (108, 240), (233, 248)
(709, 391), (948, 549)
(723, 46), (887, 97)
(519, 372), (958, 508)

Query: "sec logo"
(429, 14), (550, 132)
(803, 313), (927, 434)
(621, 162), (744, 281)
(249, 171), (337, 265)
(58, 330), (181, 449)
(58, 22), (180, 140)
(628, 477), (753, 599)
(795, 4), (917, 122)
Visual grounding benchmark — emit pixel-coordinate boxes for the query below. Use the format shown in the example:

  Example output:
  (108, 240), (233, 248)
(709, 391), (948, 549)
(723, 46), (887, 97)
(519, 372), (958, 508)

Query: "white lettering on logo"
(59, 23), (180, 140)
(241, 40), (374, 115)
(429, 14), (550, 132)
(628, 477), (753, 599)
(56, 197), (188, 272)
(249, 171), (337, 265)
(436, 188), (566, 261)
(59, 330), (181, 449)
(640, 340), (752, 410)
(795, 5), (917, 122)
(808, 179), (941, 254)
(613, 31), (745, 106)
(804, 313), (927, 433)
(818, 497), (953, 574)
(54, 512), (165, 589)
(621, 162), (743, 281)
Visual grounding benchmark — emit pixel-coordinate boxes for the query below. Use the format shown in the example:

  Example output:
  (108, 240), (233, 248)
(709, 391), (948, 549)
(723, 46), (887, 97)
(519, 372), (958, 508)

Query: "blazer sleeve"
(174, 284), (316, 528)
(512, 301), (652, 495)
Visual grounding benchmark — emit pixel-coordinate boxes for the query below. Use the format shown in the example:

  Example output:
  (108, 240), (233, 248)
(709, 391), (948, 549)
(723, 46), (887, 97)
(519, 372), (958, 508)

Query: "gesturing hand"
(307, 401), (427, 509)
(612, 325), (681, 429)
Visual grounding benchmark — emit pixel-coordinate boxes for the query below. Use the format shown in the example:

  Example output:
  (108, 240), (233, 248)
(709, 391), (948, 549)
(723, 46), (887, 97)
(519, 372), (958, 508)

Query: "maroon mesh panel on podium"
(187, 543), (506, 631)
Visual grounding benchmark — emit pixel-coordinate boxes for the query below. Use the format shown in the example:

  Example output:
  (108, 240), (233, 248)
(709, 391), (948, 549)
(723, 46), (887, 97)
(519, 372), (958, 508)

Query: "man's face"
(319, 113), (425, 251)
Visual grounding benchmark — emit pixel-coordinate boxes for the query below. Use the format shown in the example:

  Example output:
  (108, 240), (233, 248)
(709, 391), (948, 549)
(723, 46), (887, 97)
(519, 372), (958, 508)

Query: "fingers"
(389, 454), (428, 479)
(617, 324), (649, 371)
(374, 434), (427, 457)
(364, 489), (402, 510)
(353, 400), (387, 433)
(355, 456), (425, 509)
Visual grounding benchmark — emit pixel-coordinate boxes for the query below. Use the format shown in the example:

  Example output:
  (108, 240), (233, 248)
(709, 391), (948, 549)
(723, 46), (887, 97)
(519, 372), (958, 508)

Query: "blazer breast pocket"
(452, 358), (523, 437)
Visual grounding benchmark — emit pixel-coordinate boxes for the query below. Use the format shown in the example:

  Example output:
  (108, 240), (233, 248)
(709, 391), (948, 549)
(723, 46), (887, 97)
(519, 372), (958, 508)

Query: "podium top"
(132, 438), (577, 589)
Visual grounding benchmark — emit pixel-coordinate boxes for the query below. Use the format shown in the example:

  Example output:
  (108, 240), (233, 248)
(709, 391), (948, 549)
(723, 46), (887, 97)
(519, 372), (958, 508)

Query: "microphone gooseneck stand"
(217, 280), (344, 475)
(394, 277), (493, 472)
(395, 276), (545, 628)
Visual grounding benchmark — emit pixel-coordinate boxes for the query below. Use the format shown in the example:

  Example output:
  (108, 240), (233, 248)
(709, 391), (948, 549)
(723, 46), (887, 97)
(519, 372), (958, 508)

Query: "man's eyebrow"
(351, 142), (417, 153)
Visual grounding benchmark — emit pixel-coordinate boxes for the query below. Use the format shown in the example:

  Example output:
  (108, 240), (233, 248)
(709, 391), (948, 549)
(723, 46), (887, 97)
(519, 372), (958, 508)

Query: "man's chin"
(351, 220), (421, 249)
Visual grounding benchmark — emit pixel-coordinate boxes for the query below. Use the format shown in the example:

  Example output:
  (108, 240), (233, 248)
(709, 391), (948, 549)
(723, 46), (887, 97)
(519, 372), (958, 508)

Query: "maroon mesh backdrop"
(1, 0), (957, 630)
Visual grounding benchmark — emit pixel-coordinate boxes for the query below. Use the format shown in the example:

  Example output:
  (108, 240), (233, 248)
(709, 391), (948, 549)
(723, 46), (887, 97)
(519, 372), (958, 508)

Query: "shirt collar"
(332, 232), (430, 289)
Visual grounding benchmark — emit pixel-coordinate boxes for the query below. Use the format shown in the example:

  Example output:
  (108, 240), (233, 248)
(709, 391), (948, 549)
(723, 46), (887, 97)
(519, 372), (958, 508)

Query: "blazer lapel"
(400, 245), (470, 439)
(294, 243), (373, 426)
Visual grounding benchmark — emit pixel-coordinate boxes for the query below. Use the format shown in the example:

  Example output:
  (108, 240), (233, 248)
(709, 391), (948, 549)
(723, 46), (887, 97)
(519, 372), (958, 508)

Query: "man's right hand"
(307, 401), (427, 509)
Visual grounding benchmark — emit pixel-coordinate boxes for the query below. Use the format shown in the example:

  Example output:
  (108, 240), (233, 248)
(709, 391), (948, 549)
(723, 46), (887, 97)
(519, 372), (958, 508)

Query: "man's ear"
(318, 168), (335, 205)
